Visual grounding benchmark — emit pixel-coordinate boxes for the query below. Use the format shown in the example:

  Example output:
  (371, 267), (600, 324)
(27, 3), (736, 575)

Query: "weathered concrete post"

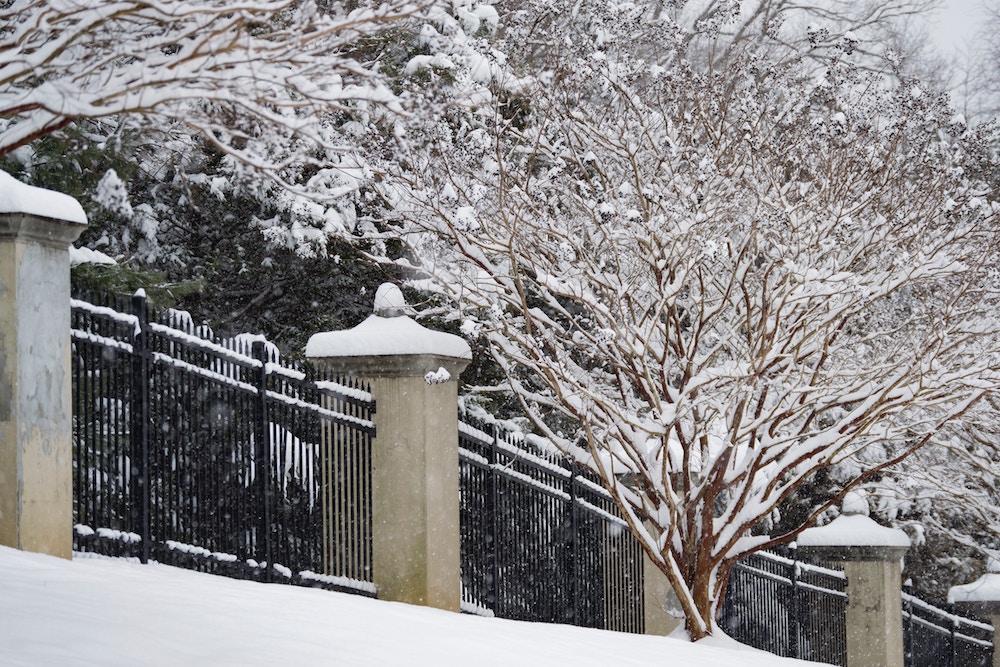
(306, 284), (471, 611)
(798, 494), (911, 667)
(642, 541), (681, 635)
(949, 558), (1000, 667)
(0, 173), (87, 558)
(614, 518), (691, 635)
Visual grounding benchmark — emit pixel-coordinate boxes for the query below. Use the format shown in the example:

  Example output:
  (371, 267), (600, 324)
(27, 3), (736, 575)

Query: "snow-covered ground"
(0, 546), (821, 666)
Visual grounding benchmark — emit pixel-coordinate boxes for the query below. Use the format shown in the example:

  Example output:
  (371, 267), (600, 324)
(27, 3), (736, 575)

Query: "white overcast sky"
(927, 0), (994, 57)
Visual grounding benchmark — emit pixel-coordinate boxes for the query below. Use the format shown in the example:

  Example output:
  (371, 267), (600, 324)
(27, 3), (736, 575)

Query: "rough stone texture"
(0, 212), (85, 559)
(312, 346), (469, 612)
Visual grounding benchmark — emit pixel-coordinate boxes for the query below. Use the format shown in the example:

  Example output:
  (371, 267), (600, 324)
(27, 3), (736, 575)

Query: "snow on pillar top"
(0, 171), (87, 224)
(0, 171), (88, 248)
(796, 490), (910, 561)
(305, 283), (472, 378)
(949, 555), (1000, 613)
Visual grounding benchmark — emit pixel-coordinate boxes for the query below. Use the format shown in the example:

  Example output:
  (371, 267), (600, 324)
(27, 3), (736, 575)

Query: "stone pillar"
(949, 558), (1000, 667)
(306, 284), (471, 611)
(639, 523), (680, 636)
(798, 497), (911, 667)
(643, 553), (681, 635)
(0, 173), (87, 559)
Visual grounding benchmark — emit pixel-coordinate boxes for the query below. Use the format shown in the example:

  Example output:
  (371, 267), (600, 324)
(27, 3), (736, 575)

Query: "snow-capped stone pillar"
(0, 173), (87, 559)
(306, 284), (471, 612)
(949, 558), (1000, 667)
(797, 495), (911, 667)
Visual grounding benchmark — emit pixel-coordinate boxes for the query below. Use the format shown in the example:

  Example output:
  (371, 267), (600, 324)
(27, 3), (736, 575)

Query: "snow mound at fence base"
(0, 546), (822, 666)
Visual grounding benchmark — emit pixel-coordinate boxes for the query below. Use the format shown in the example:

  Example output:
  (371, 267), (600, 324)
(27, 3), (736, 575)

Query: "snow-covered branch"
(1, 0), (420, 195)
(378, 4), (1000, 637)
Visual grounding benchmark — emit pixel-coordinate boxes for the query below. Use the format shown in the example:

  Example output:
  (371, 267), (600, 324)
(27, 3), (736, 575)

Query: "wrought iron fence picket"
(721, 549), (994, 667)
(129, 292), (151, 563)
(251, 341), (272, 582)
(71, 290), (375, 596)
(458, 416), (644, 632)
(787, 557), (799, 658)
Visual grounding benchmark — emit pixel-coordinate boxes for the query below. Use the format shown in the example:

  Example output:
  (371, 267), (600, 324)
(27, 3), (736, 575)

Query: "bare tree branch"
(379, 8), (1000, 638)
(1, 0), (423, 196)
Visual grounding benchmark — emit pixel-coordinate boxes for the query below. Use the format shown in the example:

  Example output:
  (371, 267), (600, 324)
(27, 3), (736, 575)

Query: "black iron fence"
(71, 290), (375, 594)
(721, 550), (848, 664)
(904, 587), (993, 667)
(458, 417), (645, 632)
(71, 290), (994, 661)
(721, 549), (994, 667)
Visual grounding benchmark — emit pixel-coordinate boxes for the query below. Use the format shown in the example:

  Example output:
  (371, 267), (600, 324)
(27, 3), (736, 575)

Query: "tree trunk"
(681, 556), (733, 642)
(687, 564), (716, 641)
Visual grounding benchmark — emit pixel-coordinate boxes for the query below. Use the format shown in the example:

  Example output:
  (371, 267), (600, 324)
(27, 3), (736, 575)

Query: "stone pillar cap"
(0, 171), (87, 224)
(949, 557), (1000, 612)
(949, 574), (1000, 611)
(305, 283), (472, 366)
(796, 513), (910, 561)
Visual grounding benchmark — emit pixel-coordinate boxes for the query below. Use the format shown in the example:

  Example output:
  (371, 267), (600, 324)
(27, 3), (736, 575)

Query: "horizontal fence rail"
(458, 417), (644, 632)
(904, 587), (993, 667)
(721, 549), (995, 667)
(70, 289), (995, 662)
(721, 550), (847, 665)
(71, 290), (375, 596)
